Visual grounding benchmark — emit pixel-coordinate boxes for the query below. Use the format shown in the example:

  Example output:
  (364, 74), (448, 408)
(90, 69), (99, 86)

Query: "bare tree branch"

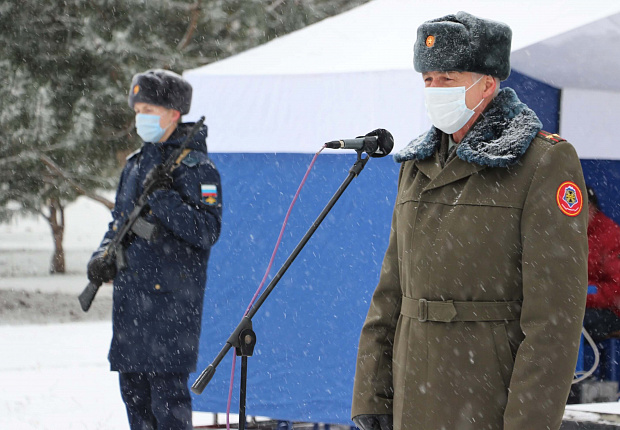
(38, 153), (114, 209)
(38, 204), (51, 223)
(177, 1), (202, 51)
(0, 141), (84, 165)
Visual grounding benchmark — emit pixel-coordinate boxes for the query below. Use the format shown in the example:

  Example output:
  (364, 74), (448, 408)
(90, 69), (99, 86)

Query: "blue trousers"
(119, 372), (192, 430)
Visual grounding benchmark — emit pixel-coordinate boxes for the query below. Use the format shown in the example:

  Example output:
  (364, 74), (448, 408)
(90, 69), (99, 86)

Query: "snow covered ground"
(0, 197), (224, 429)
(0, 316), (239, 429)
(0, 321), (129, 429)
(2, 195), (620, 428)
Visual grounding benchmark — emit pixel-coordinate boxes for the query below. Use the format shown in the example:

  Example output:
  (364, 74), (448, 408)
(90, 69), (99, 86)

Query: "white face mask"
(423, 76), (485, 135)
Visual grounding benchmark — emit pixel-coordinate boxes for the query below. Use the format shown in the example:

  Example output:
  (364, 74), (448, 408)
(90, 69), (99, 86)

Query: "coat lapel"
(423, 156), (486, 191)
(415, 153), (443, 182)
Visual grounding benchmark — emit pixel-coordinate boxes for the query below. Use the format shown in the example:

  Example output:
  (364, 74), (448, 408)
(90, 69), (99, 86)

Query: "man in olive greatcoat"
(351, 12), (588, 430)
(87, 69), (222, 430)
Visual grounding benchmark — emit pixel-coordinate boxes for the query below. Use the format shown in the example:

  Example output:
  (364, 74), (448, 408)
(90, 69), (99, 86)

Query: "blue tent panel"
(192, 153), (399, 424)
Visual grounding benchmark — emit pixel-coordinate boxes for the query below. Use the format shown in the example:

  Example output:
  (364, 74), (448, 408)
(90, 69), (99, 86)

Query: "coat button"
(155, 284), (161, 290)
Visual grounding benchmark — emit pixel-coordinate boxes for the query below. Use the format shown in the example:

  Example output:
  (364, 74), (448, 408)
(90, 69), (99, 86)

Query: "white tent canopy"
(184, 0), (620, 158)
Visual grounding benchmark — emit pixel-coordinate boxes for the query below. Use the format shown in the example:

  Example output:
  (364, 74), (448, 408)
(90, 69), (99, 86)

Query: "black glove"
(352, 415), (393, 430)
(87, 252), (117, 284)
(143, 164), (173, 191)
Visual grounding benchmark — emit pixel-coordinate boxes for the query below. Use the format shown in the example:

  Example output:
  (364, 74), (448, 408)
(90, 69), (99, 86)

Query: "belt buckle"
(418, 298), (428, 322)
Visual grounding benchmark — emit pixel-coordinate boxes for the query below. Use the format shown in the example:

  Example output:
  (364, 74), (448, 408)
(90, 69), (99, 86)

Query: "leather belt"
(401, 296), (521, 323)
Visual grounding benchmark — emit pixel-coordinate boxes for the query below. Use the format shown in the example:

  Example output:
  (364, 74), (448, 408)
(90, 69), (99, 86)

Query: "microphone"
(325, 136), (377, 150)
(325, 129), (394, 158)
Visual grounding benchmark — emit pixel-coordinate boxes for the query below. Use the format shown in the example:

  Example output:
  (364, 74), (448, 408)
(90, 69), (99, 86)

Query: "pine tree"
(0, 0), (369, 273)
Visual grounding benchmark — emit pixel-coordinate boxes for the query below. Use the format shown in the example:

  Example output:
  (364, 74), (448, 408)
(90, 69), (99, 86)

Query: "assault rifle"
(78, 117), (205, 312)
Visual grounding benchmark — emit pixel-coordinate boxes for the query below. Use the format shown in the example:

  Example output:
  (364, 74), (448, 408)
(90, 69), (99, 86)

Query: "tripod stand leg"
(240, 355), (248, 430)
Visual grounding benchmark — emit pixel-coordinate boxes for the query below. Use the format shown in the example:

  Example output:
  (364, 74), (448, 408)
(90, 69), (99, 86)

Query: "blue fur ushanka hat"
(414, 11), (512, 81)
(128, 69), (192, 114)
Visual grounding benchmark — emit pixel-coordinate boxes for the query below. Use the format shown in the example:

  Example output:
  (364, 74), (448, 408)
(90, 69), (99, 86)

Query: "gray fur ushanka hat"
(414, 11), (512, 80)
(128, 69), (192, 114)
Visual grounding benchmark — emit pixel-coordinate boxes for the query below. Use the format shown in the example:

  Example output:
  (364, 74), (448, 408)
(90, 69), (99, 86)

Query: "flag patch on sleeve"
(201, 184), (218, 206)
(556, 181), (583, 217)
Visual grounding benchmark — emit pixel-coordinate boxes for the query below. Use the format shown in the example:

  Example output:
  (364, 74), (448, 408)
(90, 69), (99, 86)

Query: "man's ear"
(482, 75), (497, 98)
(172, 110), (181, 122)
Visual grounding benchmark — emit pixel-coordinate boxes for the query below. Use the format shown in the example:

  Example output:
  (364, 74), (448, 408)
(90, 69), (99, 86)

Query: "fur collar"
(394, 88), (542, 167)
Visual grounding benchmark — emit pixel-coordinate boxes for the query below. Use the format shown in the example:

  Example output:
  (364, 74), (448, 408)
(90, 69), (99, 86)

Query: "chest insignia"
(556, 181), (583, 217)
(201, 184), (218, 206)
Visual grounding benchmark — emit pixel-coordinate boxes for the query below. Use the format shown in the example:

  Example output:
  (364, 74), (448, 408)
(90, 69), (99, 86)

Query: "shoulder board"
(125, 148), (141, 161)
(537, 130), (566, 144)
(181, 151), (201, 168)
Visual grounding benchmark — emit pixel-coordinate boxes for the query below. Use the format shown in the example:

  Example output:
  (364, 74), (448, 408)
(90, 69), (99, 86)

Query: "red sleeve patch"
(556, 181), (583, 217)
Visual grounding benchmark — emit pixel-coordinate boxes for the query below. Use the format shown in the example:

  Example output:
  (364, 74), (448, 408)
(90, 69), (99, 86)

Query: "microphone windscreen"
(365, 129), (394, 158)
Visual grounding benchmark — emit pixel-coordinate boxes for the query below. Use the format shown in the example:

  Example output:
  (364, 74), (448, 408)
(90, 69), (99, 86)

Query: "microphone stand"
(192, 150), (372, 430)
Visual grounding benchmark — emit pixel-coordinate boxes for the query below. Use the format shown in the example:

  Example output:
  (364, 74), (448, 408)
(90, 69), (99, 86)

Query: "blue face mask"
(135, 113), (167, 143)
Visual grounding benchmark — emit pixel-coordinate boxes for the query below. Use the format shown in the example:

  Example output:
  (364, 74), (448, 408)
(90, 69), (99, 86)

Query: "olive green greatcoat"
(352, 89), (588, 430)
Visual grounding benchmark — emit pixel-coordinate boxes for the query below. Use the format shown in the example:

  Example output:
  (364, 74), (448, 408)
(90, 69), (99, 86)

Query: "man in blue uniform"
(87, 69), (222, 430)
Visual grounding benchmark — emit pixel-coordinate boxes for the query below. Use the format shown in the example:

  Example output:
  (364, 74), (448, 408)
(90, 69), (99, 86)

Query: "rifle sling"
(172, 148), (193, 171)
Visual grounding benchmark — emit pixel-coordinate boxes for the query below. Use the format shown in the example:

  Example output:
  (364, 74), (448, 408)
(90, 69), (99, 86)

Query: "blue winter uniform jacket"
(97, 122), (222, 373)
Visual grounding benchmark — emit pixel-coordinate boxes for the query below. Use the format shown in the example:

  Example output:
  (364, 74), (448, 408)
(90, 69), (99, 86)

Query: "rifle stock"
(78, 280), (102, 312)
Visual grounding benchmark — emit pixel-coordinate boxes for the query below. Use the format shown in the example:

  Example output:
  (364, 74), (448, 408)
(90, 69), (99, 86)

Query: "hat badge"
(133, 85), (140, 95)
(425, 35), (435, 47)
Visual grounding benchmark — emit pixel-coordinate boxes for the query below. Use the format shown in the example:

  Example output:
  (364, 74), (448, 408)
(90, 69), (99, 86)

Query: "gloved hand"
(143, 164), (173, 191)
(352, 414), (393, 430)
(87, 252), (117, 284)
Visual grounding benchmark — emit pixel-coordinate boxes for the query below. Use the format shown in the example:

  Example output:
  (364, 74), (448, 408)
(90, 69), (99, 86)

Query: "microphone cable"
(225, 145), (325, 429)
(572, 327), (600, 385)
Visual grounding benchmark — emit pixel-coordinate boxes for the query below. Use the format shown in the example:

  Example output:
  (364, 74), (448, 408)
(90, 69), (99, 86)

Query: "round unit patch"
(425, 35), (435, 47)
(556, 181), (583, 217)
